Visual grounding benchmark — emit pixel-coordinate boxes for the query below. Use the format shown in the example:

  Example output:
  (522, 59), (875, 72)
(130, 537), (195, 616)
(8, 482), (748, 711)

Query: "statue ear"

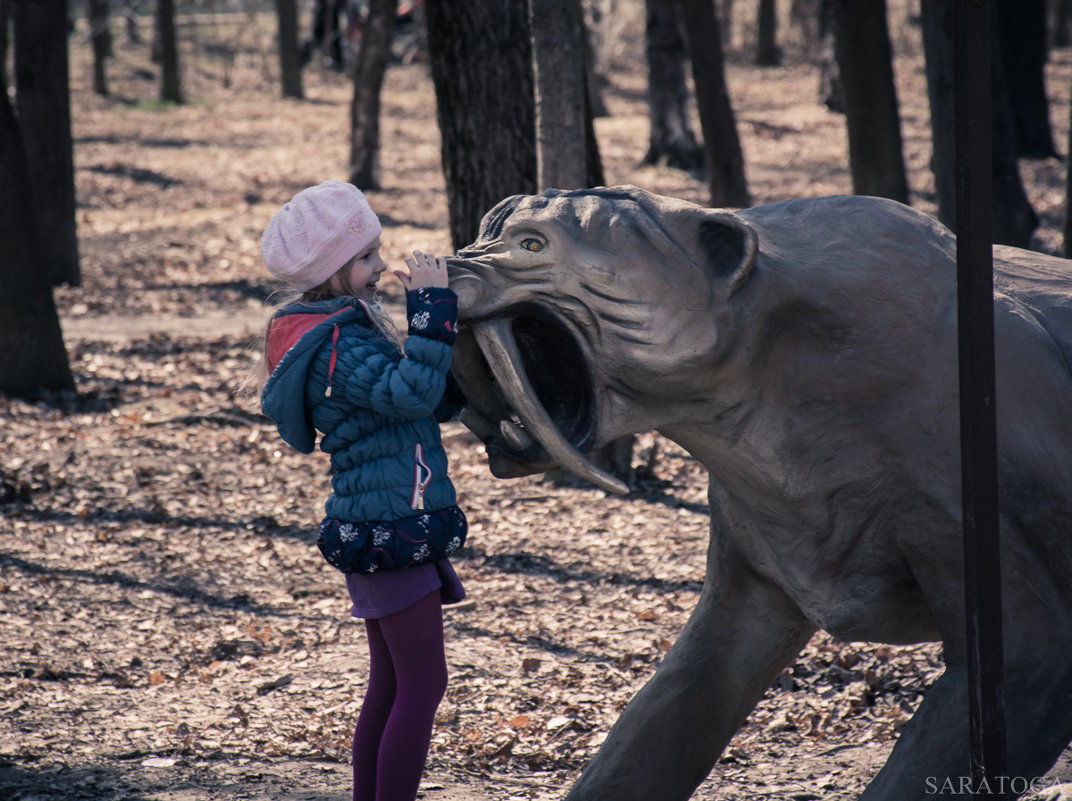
(472, 194), (526, 245)
(698, 213), (758, 292)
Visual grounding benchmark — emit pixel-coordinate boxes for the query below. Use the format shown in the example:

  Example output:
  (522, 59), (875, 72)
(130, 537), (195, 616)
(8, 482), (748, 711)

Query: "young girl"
(258, 180), (467, 801)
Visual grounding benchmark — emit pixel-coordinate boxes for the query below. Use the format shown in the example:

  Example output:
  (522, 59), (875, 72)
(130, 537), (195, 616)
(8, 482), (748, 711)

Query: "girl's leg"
(352, 618), (395, 801)
(374, 590), (448, 801)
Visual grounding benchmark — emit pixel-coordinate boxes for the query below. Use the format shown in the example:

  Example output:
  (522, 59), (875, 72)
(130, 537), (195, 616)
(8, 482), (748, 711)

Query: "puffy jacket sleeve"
(434, 372), (465, 422)
(338, 289), (457, 419)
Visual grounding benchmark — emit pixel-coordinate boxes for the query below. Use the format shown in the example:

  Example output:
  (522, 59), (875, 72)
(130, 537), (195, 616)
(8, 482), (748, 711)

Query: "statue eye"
(520, 238), (543, 252)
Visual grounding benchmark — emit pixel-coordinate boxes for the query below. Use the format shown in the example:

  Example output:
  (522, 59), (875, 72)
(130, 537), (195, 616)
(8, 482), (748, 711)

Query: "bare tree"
(818, 0), (843, 111)
(1055, 0), (1071, 47)
(529, 0), (588, 190)
(0, 42), (74, 397)
(1064, 80), (1072, 258)
(581, 3), (607, 119)
(997, 0), (1057, 158)
(0, 0), (11, 92)
(121, 0), (140, 44)
(348, 0), (393, 188)
(831, 0), (909, 203)
(755, 0), (779, 66)
(88, 0), (111, 96)
(920, 0), (956, 232)
(275, 0), (303, 99)
(14, 0), (80, 287)
(301, 0), (343, 70)
(721, 0), (734, 46)
(677, 0), (750, 207)
(424, 0), (601, 246)
(921, 0), (1037, 247)
(155, 0), (182, 103)
(641, 0), (702, 170)
(425, 0), (537, 250)
(790, 0), (820, 56)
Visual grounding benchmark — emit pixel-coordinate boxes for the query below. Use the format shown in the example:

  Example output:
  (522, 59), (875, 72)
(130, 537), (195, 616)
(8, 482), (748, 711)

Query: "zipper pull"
(412, 443), (431, 510)
(325, 324), (340, 398)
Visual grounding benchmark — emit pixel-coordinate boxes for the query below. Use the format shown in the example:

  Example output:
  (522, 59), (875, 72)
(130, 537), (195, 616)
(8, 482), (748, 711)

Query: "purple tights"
(352, 590), (447, 801)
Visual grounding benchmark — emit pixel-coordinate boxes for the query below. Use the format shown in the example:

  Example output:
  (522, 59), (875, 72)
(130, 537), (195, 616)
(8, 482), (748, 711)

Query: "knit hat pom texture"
(262, 180), (382, 291)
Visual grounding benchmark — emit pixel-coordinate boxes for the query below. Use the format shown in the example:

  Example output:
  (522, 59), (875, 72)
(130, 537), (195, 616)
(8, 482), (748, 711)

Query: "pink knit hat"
(261, 180), (382, 291)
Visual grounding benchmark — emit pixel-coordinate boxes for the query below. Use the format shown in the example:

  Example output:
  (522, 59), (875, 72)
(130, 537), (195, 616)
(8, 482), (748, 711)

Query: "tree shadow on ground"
(0, 759), (158, 801)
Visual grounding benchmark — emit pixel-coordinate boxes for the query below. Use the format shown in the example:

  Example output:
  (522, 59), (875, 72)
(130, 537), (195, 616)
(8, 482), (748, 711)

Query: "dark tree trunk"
(155, 0), (182, 103)
(529, 0), (590, 190)
(921, 0), (956, 228)
(88, 0), (110, 96)
(996, 0), (1057, 158)
(789, 0), (820, 58)
(582, 6), (607, 119)
(348, 0), (392, 189)
(425, 0), (537, 250)
(0, 0), (11, 91)
(411, 0), (428, 62)
(583, 71), (605, 188)
(1065, 79), (1072, 257)
(275, 0), (303, 99)
(149, 1), (160, 62)
(302, 0), (343, 69)
(921, 0), (1038, 247)
(989, 17), (1039, 247)
(1055, 0), (1071, 47)
(122, 0), (140, 44)
(721, 0), (734, 46)
(0, 62), (74, 397)
(831, 0), (909, 203)
(641, 0), (702, 170)
(818, 0), (843, 112)
(14, 0), (80, 288)
(677, 0), (750, 207)
(755, 0), (780, 66)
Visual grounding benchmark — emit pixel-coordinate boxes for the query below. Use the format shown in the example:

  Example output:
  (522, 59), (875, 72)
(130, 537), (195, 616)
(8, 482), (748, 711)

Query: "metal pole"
(953, 1), (1008, 798)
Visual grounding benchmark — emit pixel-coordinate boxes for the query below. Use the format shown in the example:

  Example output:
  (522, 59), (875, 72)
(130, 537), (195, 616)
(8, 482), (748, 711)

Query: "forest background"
(2, 1), (1072, 800)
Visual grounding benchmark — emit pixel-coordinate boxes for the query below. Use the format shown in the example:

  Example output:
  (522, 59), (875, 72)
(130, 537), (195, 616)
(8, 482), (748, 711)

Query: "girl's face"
(330, 237), (387, 302)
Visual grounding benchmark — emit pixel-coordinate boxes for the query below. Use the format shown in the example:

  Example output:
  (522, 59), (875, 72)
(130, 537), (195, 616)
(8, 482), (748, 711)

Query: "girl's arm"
(398, 251), (465, 421)
(339, 252), (458, 419)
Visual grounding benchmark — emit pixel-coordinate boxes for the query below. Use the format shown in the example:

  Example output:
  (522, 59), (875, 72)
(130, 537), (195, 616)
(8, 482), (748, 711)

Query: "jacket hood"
(260, 296), (376, 454)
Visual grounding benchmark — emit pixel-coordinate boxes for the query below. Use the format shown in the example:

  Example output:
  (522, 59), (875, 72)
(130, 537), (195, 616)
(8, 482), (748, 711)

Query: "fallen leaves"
(0, 316), (952, 788)
(15, 10), (1072, 798)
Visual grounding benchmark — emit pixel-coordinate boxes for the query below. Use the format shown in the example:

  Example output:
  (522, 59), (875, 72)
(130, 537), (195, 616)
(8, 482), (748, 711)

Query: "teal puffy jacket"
(260, 288), (462, 523)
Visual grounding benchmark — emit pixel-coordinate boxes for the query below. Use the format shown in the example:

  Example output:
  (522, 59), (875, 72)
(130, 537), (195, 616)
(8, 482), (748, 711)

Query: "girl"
(258, 180), (467, 801)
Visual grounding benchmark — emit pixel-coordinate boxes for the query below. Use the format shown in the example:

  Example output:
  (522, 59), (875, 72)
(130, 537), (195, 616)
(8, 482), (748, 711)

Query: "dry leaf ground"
(2, 6), (1072, 800)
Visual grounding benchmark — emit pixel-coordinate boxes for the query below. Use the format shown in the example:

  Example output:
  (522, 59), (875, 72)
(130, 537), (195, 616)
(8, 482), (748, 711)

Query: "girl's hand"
(394, 251), (449, 291)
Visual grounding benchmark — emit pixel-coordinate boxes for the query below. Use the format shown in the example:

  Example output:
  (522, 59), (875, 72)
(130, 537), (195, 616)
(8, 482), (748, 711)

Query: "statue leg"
(859, 664), (972, 801)
(866, 524), (1072, 801)
(564, 543), (815, 801)
(860, 652), (1072, 801)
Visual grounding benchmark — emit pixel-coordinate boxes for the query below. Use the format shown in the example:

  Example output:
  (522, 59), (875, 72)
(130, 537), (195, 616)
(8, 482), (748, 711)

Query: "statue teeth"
(499, 418), (534, 451)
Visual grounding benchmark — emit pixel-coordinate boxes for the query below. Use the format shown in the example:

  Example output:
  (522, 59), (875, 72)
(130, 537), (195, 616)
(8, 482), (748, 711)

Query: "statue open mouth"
(451, 310), (628, 494)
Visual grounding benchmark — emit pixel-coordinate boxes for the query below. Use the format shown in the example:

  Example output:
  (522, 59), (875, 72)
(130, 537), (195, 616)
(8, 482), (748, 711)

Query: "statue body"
(447, 187), (1072, 800)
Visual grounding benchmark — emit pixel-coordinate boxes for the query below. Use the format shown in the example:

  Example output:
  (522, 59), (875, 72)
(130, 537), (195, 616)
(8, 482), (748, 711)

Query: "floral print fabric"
(318, 505), (468, 573)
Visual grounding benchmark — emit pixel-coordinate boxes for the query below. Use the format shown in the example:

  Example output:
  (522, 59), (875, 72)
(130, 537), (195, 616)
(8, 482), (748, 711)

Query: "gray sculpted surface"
(446, 186), (1072, 801)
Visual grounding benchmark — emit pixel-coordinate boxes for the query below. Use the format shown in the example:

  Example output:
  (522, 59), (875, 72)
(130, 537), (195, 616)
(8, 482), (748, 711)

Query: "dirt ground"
(3, 5), (1072, 800)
